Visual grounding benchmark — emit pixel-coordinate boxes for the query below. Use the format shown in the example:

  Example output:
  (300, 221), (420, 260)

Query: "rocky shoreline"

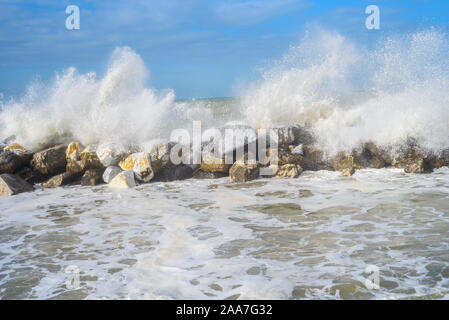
(1, 124), (449, 196)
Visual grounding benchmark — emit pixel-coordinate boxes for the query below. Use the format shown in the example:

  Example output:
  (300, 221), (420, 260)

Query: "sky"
(1, 0), (449, 99)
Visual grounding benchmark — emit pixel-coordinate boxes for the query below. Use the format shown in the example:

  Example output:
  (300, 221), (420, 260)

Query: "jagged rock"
(16, 167), (45, 184)
(108, 170), (136, 188)
(302, 145), (331, 171)
(80, 145), (99, 161)
(200, 153), (232, 173)
(260, 124), (313, 147)
(341, 167), (355, 176)
(66, 142), (84, 162)
(102, 166), (122, 184)
(192, 169), (228, 179)
(331, 153), (362, 173)
(81, 169), (105, 186)
(392, 147), (433, 173)
(42, 172), (80, 188)
(274, 164), (303, 178)
(31, 144), (67, 176)
(0, 151), (24, 174)
(96, 143), (127, 167)
(278, 148), (304, 166)
(66, 158), (104, 175)
(0, 174), (34, 196)
(145, 142), (175, 173)
(230, 161), (260, 182)
(153, 165), (193, 182)
(118, 152), (154, 182)
(360, 142), (391, 169)
(4, 143), (33, 164)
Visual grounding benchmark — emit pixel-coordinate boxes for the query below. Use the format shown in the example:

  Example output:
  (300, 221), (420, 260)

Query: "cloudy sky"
(1, 0), (449, 99)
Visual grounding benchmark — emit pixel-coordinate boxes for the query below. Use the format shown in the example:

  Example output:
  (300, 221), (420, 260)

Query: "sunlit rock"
(118, 152), (154, 182)
(0, 173), (34, 196)
(108, 170), (136, 188)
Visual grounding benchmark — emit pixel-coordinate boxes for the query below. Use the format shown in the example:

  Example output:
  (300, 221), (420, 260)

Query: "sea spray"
(240, 28), (449, 158)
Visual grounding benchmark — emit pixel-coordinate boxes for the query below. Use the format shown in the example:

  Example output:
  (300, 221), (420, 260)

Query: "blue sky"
(1, 0), (449, 99)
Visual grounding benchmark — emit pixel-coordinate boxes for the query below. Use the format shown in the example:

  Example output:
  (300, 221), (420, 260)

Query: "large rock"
(278, 148), (304, 167)
(392, 147), (433, 173)
(66, 158), (104, 175)
(302, 145), (332, 171)
(274, 164), (303, 178)
(108, 170), (136, 188)
(66, 142), (84, 162)
(259, 124), (314, 147)
(331, 153), (363, 173)
(359, 142), (391, 169)
(96, 143), (127, 167)
(153, 165), (193, 182)
(102, 166), (122, 184)
(229, 161), (260, 182)
(0, 174), (34, 196)
(16, 167), (45, 184)
(80, 145), (99, 161)
(192, 169), (228, 179)
(429, 149), (449, 169)
(81, 169), (105, 186)
(42, 172), (80, 188)
(200, 153), (232, 173)
(118, 152), (154, 182)
(0, 151), (24, 174)
(31, 144), (67, 176)
(144, 142), (175, 173)
(4, 143), (33, 164)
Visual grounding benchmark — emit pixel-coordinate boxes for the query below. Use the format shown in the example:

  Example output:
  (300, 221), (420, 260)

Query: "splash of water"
(240, 28), (449, 156)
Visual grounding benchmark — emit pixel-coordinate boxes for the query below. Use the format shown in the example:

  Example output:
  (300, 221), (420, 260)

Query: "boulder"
(108, 170), (136, 188)
(80, 145), (99, 161)
(102, 166), (122, 184)
(16, 167), (45, 184)
(192, 169), (228, 179)
(259, 124), (314, 147)
(66, 142), (84, 162)
(341, 167), (355, 176)
(4, 143), (33, 164)
(81, 169), (105, 186)
(278, 148), (304, 167)
(274, 164), (303, 178)
(229, 161), (260, 182)
(429, 149), (449, 169)
(153, 165), (193, 182)
(0, 151), (24, 174)
(301, 145), (331, 171)
(96, 142), (127, 167)
(118, 152), (154, 182)
(0, 174), (34, 196)
(200, 153), (232, 173)
(66, 158), (104, 175)
(145, 142), (175, 173)
(360, 142), (391, 169)
(42, 172), (80, 188)
(31, 144), (67, 176)
(331, 153), (362, 173)
(392, 147), (433, 173)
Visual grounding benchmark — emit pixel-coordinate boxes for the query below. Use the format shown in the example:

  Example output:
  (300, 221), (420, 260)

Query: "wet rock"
(0, 151), (24, 174)
(153, 165), (193, 182)
(96, 142), (127, 167)
(331, 153), (362, 173)
(66, 158), (104, 175)
(0, 173), (34, 196)
(102, 166), (122, 184)
(430, 149), (449, 169)
(81, 169), (105, 186)
(80, 145), (99, 161)
(66, 142), (84, 162)
(42, 172), (80, 188)
(192, 169), (228, 179)
(302, 145), (331, 171)
(392, 147), (433, 173)
(31, 144), (67, 176)
(200, 153), (232, 173)
(16, 166), (45, 184)
(229, 161), (260, 182)
(341, 167), (355, 176)
(4, 143), (33, 164)
(108, 170), (136, 188)
(360, 142), (391, 169)
(118, 152), (154, 182)
(145, 142), (175, 173)
(261, 124), (314, 147)
(274, 164), (303, 178)
(278, 148), (304, 167)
